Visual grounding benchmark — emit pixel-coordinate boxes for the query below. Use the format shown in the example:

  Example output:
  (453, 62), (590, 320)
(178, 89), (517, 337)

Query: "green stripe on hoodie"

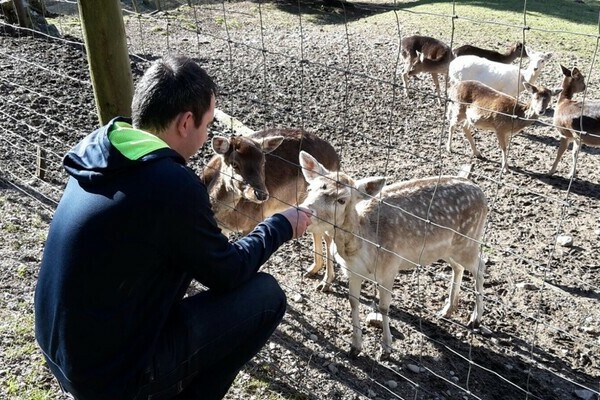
(109, 121), (170, 161)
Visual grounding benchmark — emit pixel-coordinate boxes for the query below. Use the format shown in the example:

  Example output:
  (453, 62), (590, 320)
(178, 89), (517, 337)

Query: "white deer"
(449, 47), (552, 98)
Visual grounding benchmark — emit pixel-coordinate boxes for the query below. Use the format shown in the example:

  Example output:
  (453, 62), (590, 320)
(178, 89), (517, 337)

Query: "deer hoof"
(304, 271), (317, 279)
(378, 349), (391, 361)
(348, 347), (361, 359)
(467, 319), (481, 330)
(316, 281), (330, 292)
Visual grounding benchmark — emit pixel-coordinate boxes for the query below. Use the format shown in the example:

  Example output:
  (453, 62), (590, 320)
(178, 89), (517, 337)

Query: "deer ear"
(522, 81), (535, 93)
(552, 88), (563, 96)
(560, 65), (571, 77)
(212, 136), (230, 154)
(261, 136), (284, 154)
(299, 151), (328, 182)
(355, 177), (386, 200)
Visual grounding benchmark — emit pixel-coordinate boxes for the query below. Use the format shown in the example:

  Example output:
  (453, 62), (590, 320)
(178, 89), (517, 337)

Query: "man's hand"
(279, 207), (312, 239)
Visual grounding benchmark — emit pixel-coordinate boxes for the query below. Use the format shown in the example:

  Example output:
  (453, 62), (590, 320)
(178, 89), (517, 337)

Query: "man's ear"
(176, 111), (195, 137)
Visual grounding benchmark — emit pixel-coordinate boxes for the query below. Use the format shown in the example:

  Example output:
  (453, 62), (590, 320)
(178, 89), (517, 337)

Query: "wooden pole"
(77, 0), (133, 125)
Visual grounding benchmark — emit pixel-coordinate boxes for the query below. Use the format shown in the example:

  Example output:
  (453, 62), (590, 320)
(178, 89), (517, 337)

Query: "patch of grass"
(214, 16), (243, 29)
(0, 307), (57, 400)
(356, 0), (600, 92)
(46, 15), (82, 38)
(2, 223), (19, 234)
(16, 264), (28, 279)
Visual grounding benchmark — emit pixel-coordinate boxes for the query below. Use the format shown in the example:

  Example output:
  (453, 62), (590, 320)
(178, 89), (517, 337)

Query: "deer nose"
(254, 189), (269, 201)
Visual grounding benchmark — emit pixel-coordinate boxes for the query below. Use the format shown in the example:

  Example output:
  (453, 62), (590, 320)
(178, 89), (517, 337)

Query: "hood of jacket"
(63, 117), (185, 184)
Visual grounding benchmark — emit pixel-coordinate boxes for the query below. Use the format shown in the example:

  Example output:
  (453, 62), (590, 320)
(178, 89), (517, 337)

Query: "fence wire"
(0, 1), (599, 399)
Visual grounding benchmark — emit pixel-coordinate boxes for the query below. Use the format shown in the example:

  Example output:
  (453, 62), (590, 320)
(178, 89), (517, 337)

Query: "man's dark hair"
(131, 55), (218, 132)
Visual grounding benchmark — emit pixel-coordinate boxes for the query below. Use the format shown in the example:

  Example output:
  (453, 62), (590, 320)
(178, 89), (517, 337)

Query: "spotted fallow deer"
(299, 151), (488, 360)
(202, 128), (340, 290)
(550, 65), (600, 178)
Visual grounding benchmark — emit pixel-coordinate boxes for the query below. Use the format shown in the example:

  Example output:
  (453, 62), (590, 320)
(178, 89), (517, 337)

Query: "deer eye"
(337, 198), (346, 205)
(231, 162), (240, 172)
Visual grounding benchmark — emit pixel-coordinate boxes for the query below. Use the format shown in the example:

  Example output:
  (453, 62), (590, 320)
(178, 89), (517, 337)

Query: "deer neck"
(523, 103), (540, 120)
(203, 166), (243, 217)
(332, 205), (362, 259)
(522, 66), (540, 85)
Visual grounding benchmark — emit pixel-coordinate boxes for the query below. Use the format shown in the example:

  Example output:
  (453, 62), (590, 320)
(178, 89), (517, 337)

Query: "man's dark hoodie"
(34, 118), (292, 398)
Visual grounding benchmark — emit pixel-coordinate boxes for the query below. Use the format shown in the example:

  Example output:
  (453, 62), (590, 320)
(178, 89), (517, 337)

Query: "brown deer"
(550, 65), (600, 178)
(447, 80), (561, 173)
(453, 42), (527, 64)
(299, 151), (488, 360)
(202, 128), (340, 290)
(401, 35), (454, 105)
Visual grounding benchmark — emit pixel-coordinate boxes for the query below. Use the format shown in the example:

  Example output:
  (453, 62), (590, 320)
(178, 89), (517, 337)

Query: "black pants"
(56, 272), (286, 400)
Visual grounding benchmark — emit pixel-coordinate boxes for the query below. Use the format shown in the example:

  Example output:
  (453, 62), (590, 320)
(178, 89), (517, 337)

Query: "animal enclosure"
(0, 1), (599, 399)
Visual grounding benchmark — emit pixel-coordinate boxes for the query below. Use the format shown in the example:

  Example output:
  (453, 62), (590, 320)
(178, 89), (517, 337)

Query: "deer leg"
(402, 71), (410, 97)
(548, 136), (570, 175)
(348, 274), (364, 359)
(304, 232), (324, 277)
(438, 259), (464, 319)
(430, 73), (442, 105)
(462, 125), (482, 159)
(567, 137), (582, 179)
(320, 232), (335, 290)
(377, 280), (394, 361)
(447, 105), (465, 154)
(467, 256), (486, 329)
(496, 131), (511, 173)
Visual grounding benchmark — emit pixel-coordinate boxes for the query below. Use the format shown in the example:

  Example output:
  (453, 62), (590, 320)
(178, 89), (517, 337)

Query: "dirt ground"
(1, 1), (599, 399)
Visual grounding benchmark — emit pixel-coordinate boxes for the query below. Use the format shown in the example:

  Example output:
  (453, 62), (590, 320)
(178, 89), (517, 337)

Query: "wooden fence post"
(12, 0), (33, 29)
(77, 0), (134, 125)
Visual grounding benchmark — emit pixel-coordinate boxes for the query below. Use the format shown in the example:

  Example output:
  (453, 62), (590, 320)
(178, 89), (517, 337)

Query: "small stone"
(328, 363), (338, 374)
(292, 293), (303, 303)
(516, 282), (538, 290)
(366, 312), (383, 328)
(406, 364), (423, 373)
(479, 325), (493, 336)
(574, 389), (595, 400)
(556, 234), (573, 247)
(386, 380), (397, 389)
(309, 334), (318, 341)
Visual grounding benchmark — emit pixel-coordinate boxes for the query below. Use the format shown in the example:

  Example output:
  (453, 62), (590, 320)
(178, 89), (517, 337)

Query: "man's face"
(184, 95), (215, 160)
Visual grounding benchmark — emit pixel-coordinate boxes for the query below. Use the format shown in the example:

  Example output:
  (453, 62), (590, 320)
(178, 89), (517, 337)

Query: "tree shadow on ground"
(264, 0), (600, 26)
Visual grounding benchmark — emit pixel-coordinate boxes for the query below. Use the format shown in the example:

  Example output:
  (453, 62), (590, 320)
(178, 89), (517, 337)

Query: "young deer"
(447, 80), (561, 173)
(453, 41), (527, 64)
(449, 47), (552, 98)
(202, 128), (340, 290)
(299, 152), (488, 360)
(401, 35), (454, 105)
(550, 65), (600, 178)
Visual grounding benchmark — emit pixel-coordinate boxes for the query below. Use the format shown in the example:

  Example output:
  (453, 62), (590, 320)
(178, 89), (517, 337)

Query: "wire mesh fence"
(0, 0), (599, 399)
